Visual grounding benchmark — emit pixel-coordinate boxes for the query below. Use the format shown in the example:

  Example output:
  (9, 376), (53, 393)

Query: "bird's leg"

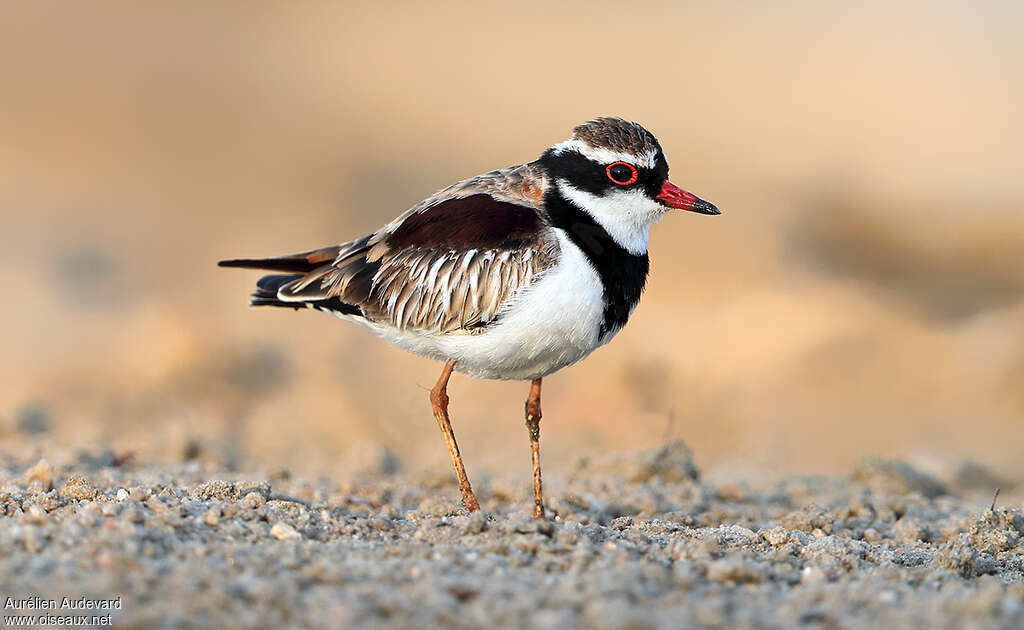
(430, 359), (480, 512)
(525, 377), (545, 519)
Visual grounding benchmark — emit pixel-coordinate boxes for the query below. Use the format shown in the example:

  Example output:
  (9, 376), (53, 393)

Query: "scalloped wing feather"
(275, 163), (558, 334)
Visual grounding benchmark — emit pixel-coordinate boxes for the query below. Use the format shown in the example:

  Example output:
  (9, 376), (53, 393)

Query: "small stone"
(116, 488), (130, 501)
(34, 490), (64, 512)
(931, 534), (978, 577)
(62, 476), (97, 501)
(779, 505), (834, 535)
(188, 480), (270, 503)
(128, 487), (149, 502)
(270, 521), (302, 540)
(22, 459), (54, 489)
(235, 481), (272, 502)
(203, 508), (220, 526)
(762, 527), (791, 546)
(610, 516), (634, 530)
(240, 492), (266, 509)
(367, 516), (393, 531)
(188, 480), (235, 502)
(20, 504), (49, 525)
(863, 528), (882, 543)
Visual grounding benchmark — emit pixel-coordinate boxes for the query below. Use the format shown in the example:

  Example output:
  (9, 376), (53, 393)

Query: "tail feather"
(249, 273), (305, 308)
(256, 274), (301, 293)
(246, 272), (363, 316)
(218, 245), (341, 273)
(220, 246), (363, 316)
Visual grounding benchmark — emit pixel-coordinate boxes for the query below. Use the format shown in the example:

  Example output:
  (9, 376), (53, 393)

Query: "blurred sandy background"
(1, 1), (1022, 487)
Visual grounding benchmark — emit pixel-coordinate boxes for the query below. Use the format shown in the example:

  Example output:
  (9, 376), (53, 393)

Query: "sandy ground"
(1, 443), (1022, 629)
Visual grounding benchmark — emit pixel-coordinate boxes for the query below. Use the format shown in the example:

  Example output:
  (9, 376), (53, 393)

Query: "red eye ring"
(606, 162), (638, 186)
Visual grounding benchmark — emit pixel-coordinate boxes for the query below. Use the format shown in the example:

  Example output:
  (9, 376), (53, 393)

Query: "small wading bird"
(220, 117), (719, 518)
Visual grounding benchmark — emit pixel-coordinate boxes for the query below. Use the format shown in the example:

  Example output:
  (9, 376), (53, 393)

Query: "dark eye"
(606, 162), (638, 186)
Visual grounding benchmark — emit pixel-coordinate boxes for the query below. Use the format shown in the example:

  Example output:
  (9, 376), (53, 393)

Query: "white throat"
(555, 179), (666, 255)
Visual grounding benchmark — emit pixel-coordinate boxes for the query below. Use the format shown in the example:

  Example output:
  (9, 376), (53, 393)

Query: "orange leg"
(430, 360), (480, 512)
(525, 377), (545, 519)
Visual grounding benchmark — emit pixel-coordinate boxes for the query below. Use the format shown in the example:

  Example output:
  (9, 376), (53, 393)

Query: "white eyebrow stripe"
(550, 139), (656, 169)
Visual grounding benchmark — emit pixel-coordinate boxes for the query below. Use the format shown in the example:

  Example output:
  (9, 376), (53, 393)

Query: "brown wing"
(274, 164), (558, 333)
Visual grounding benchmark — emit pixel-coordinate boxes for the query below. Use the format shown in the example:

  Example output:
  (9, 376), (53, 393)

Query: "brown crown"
(571, 117), (662, 157)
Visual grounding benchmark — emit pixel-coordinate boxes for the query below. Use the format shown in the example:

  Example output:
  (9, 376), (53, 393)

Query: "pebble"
(761, 527), (792, 547)
(21, 504), (49, 525)
(61, 476), (97, 501)
(240, 492), (266, 510)
(204, 508), (220, 527)
(270, 521), (302, 540)
(367, 516), (393, 532)
(22, 459), (53, 489)
(116, 488), (130, 501)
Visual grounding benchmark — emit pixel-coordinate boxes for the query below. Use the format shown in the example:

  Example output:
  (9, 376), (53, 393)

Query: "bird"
(219, 117), (720, 518)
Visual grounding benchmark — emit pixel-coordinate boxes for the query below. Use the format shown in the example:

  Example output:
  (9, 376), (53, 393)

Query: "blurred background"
(2, 1), (1022, 487)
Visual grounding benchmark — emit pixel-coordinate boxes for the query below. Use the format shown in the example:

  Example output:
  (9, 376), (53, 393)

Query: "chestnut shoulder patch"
(385, 194), (543, 250)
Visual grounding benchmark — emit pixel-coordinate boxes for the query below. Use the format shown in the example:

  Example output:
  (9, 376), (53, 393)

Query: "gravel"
(1, 442), (1022, 629)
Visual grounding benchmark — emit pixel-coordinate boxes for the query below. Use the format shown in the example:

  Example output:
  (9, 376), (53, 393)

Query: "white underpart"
(325, 230), (608, 380)
(555, 179), (667, 256)
(550, 139), (657, 169)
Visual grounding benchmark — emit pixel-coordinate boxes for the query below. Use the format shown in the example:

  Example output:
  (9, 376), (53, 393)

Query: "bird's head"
(539, 117), (719, 254)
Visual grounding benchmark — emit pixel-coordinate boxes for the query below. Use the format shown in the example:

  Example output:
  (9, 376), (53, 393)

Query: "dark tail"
(218, 249), (331, 309)
(220, 246), (361, 315)
(224, 267), (362, 316)
(249, 274), (306, 309)
(217, 245), (342, 273)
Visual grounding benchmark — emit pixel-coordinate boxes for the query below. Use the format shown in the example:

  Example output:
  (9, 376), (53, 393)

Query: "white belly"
(364, 230), (612, 380)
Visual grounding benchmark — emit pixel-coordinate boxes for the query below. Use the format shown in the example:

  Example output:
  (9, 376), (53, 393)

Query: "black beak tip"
(695, 199), (721, 215)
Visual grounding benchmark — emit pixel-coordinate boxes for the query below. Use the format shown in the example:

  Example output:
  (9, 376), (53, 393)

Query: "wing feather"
(264, 163), (557, 332)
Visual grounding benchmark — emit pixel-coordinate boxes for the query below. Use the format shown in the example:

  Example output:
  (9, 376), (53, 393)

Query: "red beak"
(656, 180), (720, 215)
